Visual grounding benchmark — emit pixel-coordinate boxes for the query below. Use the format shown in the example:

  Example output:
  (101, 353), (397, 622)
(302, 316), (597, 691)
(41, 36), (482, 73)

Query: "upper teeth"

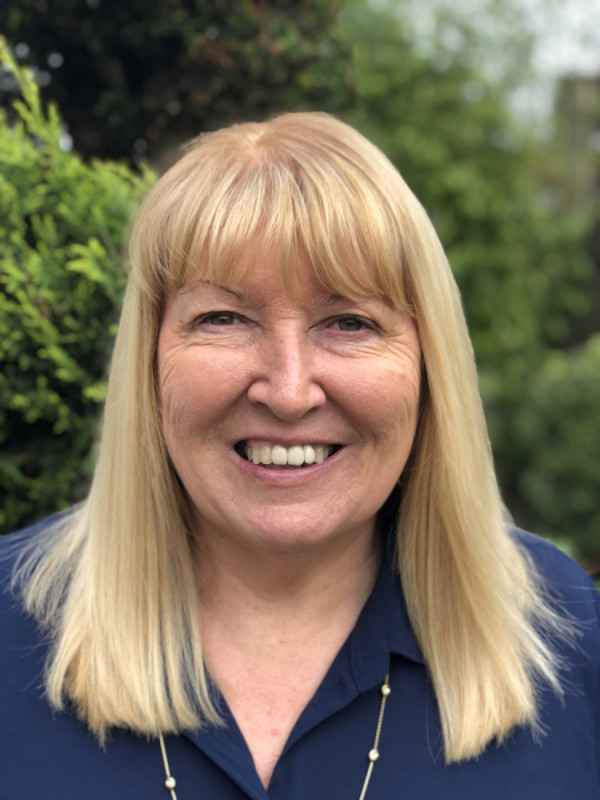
(244, 443), (333, 466)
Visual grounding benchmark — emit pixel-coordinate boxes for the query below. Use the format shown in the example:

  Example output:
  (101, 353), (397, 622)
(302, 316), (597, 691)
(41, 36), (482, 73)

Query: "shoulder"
(0, 510), (77, 634)
(0, 519), (60, 697)
(512, 527), (599, 615)
(511, 527), (598, 599)
(512, 527), (600, 669)
(0, 511), (79, 688)
(0, 511), (71, 580)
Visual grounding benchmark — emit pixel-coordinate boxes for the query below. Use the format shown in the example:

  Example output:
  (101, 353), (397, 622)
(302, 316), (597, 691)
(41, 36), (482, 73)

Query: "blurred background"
(0, 0), (598, 568)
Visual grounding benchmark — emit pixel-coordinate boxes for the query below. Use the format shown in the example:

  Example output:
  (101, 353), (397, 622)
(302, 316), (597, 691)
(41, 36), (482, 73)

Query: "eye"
(196, 311), (241, 326)
(331, 316), (371, 332)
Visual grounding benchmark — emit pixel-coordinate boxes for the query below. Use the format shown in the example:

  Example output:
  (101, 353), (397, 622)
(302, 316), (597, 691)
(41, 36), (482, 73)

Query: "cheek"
(354, 362), (422, 434)
(158, 347), (250, 446)
(157, 346), (207, 446)
(348, 320), (422, 436)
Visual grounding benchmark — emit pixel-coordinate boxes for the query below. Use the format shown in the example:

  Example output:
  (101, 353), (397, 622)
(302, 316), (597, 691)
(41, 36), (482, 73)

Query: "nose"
(247, 326), (327, 421)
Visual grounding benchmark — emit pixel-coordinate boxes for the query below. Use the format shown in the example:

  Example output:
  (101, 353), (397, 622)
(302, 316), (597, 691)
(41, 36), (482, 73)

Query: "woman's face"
(157, 249), (422, 556)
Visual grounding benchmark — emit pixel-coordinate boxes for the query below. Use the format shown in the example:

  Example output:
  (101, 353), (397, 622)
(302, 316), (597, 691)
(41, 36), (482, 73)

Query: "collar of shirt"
(183, 546), (423, 791)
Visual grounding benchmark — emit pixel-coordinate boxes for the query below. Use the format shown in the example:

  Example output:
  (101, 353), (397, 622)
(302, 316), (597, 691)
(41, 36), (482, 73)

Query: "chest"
(210, 652), (340, 787)
(4, 688), (597, 800)
(3, 649), (598, 800)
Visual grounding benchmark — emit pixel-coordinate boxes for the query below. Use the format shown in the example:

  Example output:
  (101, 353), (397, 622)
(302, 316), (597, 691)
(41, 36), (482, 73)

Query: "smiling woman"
(157, 251), (421, 559)
(1, 113), (599, 799)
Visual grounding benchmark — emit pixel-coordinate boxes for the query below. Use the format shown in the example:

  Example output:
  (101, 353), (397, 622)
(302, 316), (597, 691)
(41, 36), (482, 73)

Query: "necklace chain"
(158, 673), (390, 800)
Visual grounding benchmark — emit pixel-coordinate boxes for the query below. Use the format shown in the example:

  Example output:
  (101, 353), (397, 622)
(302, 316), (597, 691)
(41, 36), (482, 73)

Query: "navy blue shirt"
(1, 521), (599, 799)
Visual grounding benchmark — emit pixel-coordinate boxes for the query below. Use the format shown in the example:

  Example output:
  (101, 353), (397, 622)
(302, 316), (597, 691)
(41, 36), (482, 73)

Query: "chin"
(240, 511), (373, 556)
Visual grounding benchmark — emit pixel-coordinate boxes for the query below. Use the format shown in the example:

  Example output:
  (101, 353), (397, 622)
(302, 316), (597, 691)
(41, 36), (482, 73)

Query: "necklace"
(158, 673), (391, 800)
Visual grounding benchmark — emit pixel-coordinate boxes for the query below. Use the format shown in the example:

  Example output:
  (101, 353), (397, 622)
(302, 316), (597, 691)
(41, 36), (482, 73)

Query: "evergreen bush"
(0, 39), (155, 533)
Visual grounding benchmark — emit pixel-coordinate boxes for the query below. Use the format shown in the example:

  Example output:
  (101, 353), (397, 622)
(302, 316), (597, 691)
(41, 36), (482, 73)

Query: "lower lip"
(233, 447), (343, 484)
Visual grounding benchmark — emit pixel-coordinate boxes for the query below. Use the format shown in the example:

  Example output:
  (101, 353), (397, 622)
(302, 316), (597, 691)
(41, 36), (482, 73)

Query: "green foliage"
(1, 0), (352, 161)
(0, 39), (155, 532)
(488, 336), (600, 558)
(530, 336), (600, 533)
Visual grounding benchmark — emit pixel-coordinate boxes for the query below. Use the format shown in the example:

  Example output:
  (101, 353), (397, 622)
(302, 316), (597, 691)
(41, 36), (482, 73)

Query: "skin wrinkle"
(157, 250), (421, 570)
(168, 284), (416, 361)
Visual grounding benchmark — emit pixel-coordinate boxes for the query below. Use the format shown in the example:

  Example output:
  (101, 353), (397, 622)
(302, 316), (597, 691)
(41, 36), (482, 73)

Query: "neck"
(195, 524), (381, 624)
(194, 524), (382, 789)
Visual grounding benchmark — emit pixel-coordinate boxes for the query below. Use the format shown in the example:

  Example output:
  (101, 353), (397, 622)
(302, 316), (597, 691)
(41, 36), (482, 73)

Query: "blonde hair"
(16, 112), (568, 761)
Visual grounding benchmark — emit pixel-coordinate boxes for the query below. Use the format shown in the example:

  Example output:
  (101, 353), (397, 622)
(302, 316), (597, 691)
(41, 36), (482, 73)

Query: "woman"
(1, 112), (598, 799)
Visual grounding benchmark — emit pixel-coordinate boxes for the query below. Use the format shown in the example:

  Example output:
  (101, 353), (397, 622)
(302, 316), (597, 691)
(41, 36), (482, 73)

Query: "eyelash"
(192, 312), (376, 333)
(194, 312), (243, 326)
(329, 315), (374, 332)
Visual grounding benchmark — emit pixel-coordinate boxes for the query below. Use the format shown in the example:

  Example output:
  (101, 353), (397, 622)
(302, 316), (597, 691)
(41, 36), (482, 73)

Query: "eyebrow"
(323, 294), (349, 306)
(175, 280), (246, 301)
(176, 280), (352, 308)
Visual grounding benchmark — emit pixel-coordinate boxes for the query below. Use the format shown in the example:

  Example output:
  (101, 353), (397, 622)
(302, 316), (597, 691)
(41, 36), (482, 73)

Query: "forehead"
(171, 234), (406, 312)
(172, 253), (355, 313)
(132, 116), (422, 317)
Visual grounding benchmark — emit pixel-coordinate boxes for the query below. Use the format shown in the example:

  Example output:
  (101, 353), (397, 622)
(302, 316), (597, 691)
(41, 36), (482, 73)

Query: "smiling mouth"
(235, 442), (341, 468)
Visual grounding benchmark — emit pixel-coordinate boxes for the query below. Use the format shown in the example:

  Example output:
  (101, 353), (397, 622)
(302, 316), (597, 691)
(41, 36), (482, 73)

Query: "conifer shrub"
(0, 39), (155, 533)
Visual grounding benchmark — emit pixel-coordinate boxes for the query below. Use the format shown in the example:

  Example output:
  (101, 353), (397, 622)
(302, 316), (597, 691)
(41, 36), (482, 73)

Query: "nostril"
(246, 373), (327, 421)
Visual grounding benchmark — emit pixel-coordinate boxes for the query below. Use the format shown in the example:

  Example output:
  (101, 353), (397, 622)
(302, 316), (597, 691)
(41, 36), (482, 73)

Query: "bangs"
(130, 116), (414, 311)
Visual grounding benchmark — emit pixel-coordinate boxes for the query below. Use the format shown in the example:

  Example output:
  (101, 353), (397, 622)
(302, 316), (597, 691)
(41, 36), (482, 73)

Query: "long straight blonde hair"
(16, 112), (568, 761)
